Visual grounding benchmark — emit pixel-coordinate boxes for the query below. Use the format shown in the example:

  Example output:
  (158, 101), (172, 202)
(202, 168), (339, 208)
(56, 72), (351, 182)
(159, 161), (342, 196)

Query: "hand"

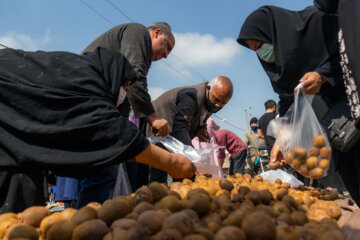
(270, 142), (287, 166)
(151, 119), (170, 137)
(297, 72), (326, 95)
(169, 154), (197, 179)
(197, 128), (210, 142)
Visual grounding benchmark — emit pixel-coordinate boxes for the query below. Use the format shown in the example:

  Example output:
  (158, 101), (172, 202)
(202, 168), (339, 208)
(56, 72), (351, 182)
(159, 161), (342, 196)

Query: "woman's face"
(245, 40), (264, 51)
(123, 82), (132, 91)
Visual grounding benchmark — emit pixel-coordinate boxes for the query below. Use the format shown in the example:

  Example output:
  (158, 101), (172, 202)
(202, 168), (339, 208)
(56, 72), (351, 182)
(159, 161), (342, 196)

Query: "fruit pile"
(0, 174), (346, 240)
(269, 135), (331, 179)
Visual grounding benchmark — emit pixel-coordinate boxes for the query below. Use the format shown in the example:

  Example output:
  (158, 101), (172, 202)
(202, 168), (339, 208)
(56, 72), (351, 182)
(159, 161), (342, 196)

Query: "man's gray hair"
(208, 76), (222, 90)
(147, 22), (172, 37)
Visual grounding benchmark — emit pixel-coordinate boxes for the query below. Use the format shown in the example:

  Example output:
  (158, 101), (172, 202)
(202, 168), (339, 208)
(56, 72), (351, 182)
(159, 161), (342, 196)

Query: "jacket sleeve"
(171, 89), (198, 146)
(243, 131), (250, 146)
(120, 24), (155, 118)
(315, 56), (343, 87)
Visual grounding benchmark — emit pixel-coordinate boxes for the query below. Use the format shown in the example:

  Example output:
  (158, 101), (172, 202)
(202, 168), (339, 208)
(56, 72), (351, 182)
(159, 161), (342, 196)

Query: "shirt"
(214, 129), (247, 159)
(258, 112), (277, 151)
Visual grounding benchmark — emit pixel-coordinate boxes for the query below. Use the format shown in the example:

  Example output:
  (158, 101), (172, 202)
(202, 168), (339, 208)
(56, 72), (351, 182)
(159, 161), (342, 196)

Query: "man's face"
(250, 123), (257, 127)
(150, 29), (175, 61)
(207, 85), (232, 108)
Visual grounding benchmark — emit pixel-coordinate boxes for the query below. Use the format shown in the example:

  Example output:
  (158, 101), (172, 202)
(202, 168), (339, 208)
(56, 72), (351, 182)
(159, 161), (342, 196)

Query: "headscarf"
(237, 6), (339, 101)
(0, 47), (148, 176)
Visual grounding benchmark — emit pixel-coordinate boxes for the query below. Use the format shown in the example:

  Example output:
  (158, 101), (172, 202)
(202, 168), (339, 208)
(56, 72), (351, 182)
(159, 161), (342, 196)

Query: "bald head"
(205, 76), (233, 113)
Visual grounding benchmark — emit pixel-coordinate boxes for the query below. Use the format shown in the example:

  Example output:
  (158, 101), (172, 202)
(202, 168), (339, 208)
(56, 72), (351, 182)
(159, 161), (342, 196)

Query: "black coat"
(0, 47), (149, 213)
(237, 6), (341, 115)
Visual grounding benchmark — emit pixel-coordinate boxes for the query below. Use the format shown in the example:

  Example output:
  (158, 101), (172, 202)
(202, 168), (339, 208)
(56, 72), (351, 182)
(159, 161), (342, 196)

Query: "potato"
(71, 206), (97, 225)
(149, 182), (169, 202)
(319, 159), (330, 170)
(40, 212), (64, 239)
(136, 210), (166, 235)
(292, 147), (307, 159)
(0, 218), (20, 239)
(299, 165), (309, 177)
(3, 223), (38, 240)
(72, 219), (109, 240)
(306, 157), (319, 170)
(291, 159), (303, 170)
(134, 186), (153, 205)
(21, 206), (50, 227)
(46, 220), (76, 240)
(309, 168), (324, 179)
(269, 161), (281, 170)
(219, 179), (234, 191)
(313, 135), (326, 148)
(97, 199), (132, 226)
(326, 205), (342, 219)
(242, 212), (276, 240)
(159, 195), (182, 213)
(110, 218), (136, 230)
(86, 202), (102, 213)
(214, 226), (246, 240)
(60, 208), (77, 220)
(162, 211), (195, 236)
(0, 213), (17, 222)
(320, 147), (331, 159)
(307, 147), (320, 157)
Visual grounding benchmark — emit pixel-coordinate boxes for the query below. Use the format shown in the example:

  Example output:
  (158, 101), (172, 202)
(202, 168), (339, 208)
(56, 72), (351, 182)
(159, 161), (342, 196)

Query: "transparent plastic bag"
(260, 169), (303, 187)
(110, 163), (132, 198)
(149, 135), (224, 176)
(268, 83), (331, 179)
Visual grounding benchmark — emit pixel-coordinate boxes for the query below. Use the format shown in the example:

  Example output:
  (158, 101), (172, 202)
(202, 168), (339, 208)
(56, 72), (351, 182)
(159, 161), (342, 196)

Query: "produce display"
(0, 174), (346, 240)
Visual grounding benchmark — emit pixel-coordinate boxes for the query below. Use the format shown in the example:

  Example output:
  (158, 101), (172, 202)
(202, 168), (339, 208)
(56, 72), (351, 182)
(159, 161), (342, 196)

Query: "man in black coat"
(76, 22), (176, 207)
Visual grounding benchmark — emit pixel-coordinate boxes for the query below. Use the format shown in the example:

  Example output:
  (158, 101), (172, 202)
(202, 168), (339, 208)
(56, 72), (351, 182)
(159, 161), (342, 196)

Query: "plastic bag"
(110, 163), (132, 198)
(268, 83), (331, 179)
(260, 169), (303, 187)
(149, 135), (224, 176)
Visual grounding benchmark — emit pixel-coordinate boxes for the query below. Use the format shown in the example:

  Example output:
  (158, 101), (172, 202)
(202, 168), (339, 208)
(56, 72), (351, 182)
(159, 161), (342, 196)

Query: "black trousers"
(229, 150), (247, 175)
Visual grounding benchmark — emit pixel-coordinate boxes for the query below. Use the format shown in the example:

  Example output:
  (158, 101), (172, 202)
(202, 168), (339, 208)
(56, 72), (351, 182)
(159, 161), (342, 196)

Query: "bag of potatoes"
(268, 84), (331, 179)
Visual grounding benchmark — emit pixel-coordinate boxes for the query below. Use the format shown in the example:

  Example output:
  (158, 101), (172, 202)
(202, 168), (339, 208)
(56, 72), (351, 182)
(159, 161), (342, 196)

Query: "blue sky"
(0, 0), (314, 137)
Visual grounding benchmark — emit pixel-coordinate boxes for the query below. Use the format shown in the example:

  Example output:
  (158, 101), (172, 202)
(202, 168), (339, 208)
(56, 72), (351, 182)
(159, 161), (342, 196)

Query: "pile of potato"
(0, 173), (346, 240)
(270, 135), (331, 179)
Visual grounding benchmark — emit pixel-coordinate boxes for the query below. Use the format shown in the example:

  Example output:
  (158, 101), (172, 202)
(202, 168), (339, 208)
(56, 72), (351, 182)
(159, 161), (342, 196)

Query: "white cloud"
(0, 30), (52, 51)
(148, 87), (167, 100)
(168, 32), (241, 66)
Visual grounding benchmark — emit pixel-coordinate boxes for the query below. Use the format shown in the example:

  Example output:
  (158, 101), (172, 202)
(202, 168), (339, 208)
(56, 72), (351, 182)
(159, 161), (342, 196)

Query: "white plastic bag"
(260, 169), (303, 187)
(268, 84), (331, 179)
(110, 163), (132, 198)
(149, 135), (223, 176)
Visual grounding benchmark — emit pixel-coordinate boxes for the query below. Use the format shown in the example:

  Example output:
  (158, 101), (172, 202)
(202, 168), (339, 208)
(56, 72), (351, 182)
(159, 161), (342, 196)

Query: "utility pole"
(245, 109), (250, 130)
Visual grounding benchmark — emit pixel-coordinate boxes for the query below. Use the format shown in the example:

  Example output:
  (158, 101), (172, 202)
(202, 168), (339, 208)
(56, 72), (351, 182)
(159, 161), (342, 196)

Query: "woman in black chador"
(0, 47), (195, 213)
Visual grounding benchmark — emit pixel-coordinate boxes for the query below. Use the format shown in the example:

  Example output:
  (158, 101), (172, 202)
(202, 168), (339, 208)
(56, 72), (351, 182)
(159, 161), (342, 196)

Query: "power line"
(0, 43), (9, 49)
(80, 0), (114, 26)
(212, 114), (246, 133)
(105, 0), (135, 22)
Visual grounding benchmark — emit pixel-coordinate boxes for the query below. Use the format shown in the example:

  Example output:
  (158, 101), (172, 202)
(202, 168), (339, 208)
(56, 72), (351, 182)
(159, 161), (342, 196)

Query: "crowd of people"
(1, 0), (359, 213)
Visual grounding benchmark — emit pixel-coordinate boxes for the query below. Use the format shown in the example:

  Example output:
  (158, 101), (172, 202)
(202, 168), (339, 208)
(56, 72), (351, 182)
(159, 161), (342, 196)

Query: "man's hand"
(169, 153), (196, 179)
(197, 128), (210, 142)
(297, 72), (326, 95)
(270, 142), (287, 166)
(151, 119), (170, 137)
